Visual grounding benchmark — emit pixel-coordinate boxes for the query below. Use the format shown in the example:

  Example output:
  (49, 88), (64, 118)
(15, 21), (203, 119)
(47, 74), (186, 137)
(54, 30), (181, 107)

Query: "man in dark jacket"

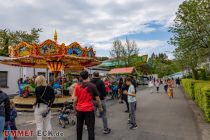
(0, 87), (10, 138)
(91, 72), (111, 134)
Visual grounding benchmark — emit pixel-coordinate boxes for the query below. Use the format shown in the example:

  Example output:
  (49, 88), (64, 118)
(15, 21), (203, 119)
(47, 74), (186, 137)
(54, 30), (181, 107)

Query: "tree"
(0, 28), (42, 56)
(110, 39), (123, 66)
(109, 38), (139, 67)
(96, 56), (109, 61)
(149, 53), (181, 78)
(122, 38), (139, 66)
(169, 0), (210, 79)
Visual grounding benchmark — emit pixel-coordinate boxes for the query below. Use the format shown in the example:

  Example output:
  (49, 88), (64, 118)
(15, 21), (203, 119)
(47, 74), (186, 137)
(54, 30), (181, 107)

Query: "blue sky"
(0, 0), (184, 59)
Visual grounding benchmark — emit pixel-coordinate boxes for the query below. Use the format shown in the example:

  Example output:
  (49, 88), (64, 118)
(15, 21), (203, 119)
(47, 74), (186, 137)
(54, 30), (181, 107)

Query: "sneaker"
(107, 128), (111, 132)
(130, 125), (138, 130)
(124, 110), (129, 113)
(103, 128), (111, 134)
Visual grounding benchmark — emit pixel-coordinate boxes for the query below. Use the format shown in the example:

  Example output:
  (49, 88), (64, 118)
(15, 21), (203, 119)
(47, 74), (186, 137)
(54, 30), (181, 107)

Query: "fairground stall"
(108, 67), (138, 82)
(0, 31), (100, 111)
(108, 67), (137, 75)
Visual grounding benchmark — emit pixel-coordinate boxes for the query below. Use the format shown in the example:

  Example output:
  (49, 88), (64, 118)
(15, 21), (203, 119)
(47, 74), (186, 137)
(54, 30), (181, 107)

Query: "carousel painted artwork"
(1, 31), (100, 77)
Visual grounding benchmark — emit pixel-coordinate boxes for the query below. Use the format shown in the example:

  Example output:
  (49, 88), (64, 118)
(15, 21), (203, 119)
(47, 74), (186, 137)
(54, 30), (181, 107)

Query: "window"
(0, 71), (8, 88)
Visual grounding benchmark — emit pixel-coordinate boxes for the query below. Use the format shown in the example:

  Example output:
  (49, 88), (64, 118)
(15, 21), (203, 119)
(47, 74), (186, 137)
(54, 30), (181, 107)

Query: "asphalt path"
(16, 86), (201, 140)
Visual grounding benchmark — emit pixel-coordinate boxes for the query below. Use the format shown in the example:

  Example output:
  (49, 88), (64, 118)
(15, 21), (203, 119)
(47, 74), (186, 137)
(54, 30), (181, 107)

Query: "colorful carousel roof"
(0, 33), (100, 70)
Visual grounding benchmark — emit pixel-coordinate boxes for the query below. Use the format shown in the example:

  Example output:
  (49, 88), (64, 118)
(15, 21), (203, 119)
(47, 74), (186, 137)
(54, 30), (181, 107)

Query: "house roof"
(109, 67), (136, 75)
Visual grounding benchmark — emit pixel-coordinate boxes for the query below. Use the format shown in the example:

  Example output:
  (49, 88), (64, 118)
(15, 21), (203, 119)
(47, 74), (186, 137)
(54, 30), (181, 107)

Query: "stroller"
(58, 102), (76, 128)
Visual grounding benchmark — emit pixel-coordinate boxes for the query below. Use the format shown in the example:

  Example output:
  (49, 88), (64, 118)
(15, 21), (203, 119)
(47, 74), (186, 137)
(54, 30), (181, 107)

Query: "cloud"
(0, 0), (183, 58)
(0, 0), (183, 42)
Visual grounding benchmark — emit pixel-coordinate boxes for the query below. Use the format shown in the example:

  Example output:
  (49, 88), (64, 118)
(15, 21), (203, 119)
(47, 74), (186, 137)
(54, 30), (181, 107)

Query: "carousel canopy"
(0, 32), (100, 71)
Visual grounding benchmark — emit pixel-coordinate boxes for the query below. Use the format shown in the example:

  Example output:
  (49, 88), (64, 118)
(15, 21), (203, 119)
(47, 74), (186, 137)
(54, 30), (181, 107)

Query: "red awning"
(109, 67), (136, 75)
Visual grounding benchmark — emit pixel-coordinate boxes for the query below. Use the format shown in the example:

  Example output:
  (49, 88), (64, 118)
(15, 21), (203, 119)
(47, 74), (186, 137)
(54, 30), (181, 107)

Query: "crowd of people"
(0, 71), (139, 140)
(0, 71), (182, 140)
(148, 77), (181, 98)
(72, 71), (138, 140)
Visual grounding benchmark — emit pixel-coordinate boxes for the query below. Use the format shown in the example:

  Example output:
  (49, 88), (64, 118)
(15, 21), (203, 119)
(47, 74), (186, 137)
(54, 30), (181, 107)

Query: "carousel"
(0, 31), (100, 111)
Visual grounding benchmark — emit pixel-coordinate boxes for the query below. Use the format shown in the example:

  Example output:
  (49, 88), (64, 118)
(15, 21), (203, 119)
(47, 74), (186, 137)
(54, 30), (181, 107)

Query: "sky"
(0, 0), (184, 59)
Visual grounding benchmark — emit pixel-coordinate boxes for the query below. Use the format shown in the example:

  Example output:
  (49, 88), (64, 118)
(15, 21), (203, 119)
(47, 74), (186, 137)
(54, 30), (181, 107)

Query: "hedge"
(182, 79), (210, 122)
(181, 79), (205, 100)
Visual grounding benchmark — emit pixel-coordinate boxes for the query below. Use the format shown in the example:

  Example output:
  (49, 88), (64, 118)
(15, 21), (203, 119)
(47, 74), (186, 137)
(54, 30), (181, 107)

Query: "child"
(155, 80), (160, 93)
(148, 80), (154, 94)
(123, 77), (137, 130)
(10, 100), (18, 139)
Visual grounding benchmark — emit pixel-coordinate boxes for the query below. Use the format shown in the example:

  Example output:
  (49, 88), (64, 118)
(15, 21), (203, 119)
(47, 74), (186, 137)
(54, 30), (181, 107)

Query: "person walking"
(123, 77), (138, 130)
(104, 78), (111, 97)
(122, 80), (129, 112)
(148, 80), (154, 94)
(34, 75), (55, 140)
(176, 78), (181, 87)
(163, 80), (168, 93)
(118, 78), (124, 103)
(73, 70), (103, 140)
(155, 80), (160, 93)
(91, 72), (111, 134)
(167, 79), (174, 99)
(0, 87), (10, 139)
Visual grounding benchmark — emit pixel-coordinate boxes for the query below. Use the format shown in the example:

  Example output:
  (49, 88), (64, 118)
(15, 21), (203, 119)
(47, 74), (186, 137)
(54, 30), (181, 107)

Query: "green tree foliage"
(109, 38), (139, 67)
(149, 53), (181, 78)
(169, 0), (210, 79)
(0, 28), (42, 56)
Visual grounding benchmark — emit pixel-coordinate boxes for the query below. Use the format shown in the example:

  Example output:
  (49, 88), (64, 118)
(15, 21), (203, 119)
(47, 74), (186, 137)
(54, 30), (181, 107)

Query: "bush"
(181, 79), (204, 99)
(194, 83), (209, 108)
(182, 79), (210, 122)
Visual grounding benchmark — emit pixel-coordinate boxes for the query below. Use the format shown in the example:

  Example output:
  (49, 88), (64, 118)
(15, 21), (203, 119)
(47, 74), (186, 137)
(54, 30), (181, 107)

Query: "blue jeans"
(94, 100), (108, 130)
(129, 102), (136, 126)
(0, 116), (5, 139)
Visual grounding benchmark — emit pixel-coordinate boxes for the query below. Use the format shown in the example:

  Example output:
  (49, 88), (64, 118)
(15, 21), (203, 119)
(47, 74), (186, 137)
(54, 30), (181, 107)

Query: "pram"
(58, 102), (76, 128)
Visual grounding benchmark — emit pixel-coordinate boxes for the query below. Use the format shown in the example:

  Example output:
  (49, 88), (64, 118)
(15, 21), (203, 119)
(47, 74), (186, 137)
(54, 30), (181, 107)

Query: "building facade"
(0, 56), (51, 95)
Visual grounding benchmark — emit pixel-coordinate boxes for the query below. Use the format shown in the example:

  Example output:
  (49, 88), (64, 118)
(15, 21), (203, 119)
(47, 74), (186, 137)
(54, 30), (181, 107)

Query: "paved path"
(17, 86), (201, 140)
